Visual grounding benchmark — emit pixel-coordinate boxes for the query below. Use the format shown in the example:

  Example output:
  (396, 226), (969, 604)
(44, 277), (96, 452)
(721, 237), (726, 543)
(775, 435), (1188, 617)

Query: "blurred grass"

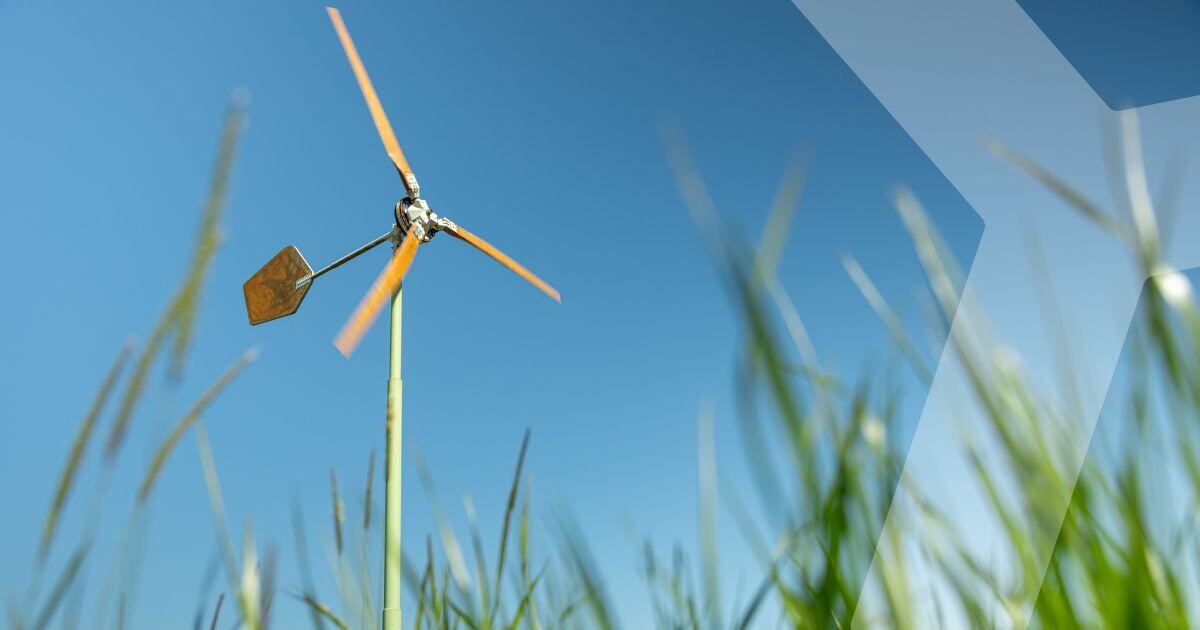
(139, 348), (258, 503)
(12, 97), (262, 630)
(104, 96), (245, 462)
(39, 340), (132, 555)
(609, 110), (1200, 628)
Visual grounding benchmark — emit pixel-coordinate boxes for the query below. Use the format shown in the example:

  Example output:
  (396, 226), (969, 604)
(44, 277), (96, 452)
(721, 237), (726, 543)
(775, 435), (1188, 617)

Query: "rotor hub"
(395, 197), (439, 243)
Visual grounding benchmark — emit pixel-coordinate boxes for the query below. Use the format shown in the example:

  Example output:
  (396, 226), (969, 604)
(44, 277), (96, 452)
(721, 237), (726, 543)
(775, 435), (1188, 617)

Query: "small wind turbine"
(242, 8), (560, 629)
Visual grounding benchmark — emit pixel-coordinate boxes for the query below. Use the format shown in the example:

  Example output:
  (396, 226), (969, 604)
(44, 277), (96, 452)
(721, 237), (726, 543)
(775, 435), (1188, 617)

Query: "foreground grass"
(10, 97), (264, 630)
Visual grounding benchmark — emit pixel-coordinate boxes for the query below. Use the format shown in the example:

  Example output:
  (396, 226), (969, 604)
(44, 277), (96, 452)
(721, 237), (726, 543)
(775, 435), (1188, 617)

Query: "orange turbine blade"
(443, 223), (561, 303)
(334, 231), (420, 357)
(326, 7), (419, 197)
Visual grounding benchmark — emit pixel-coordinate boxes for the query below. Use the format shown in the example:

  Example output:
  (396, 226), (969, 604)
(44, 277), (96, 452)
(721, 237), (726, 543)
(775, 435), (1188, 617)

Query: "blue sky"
(0, 1), (989, 626)
(1015, 0), (1200, 109)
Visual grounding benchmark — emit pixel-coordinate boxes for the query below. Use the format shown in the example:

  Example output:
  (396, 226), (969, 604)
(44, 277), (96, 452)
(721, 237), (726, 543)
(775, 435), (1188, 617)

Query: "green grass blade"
(988, 139), (1132, 245)
(291, 497), (328, 630)
(31, 540), (91, 630)
(137, 348), (257, 502)
(364, 450), (376, 533)
(40, 340), (133, 556)
(208, 593), (224, 630)
(169, 96), (247, 378)
(842, 254), (933, 384)
(756, 154), (807, 279)
(194, 423), (241, 615)
(105, 98), (246, 460)
(293, 591), (351, 630)
(331, 469), (345, 557)
(490, 429), (531, 627)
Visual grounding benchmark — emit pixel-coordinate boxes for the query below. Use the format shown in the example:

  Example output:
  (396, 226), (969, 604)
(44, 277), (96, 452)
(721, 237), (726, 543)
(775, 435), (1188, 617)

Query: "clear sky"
(1014, 0), (1200, 109)
(0, 0), (985, 626)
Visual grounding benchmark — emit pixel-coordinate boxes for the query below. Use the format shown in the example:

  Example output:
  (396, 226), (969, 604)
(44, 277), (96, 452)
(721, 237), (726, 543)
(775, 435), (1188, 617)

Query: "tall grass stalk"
(103, 96), (245, 461)
(39, 341), (133, 557)
(13, 97), (253, 630)
(138, 347), (258, 502)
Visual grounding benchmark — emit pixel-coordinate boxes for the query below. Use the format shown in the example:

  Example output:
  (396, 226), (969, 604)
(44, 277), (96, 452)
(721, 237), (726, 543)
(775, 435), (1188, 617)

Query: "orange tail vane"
(326, 7), (420, 198)
(243, 246), (315, 325)
(334, 230), (421, 357)
(442, 223), (561, 303)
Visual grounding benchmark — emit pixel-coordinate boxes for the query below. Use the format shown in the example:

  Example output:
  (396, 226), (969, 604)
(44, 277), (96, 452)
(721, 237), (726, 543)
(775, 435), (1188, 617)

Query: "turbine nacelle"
(396, 197), (439, 243)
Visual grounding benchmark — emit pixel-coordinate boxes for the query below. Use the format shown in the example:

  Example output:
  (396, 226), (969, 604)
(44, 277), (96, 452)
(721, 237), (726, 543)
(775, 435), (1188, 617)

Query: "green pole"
(383, 279), (403, 630)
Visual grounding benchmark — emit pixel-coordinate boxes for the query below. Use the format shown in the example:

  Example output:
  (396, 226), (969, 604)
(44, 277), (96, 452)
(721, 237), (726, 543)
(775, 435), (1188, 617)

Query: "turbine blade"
(334, 230), (420, 357)
(442, 222), (561, 303)
(326, 7), (420, 197)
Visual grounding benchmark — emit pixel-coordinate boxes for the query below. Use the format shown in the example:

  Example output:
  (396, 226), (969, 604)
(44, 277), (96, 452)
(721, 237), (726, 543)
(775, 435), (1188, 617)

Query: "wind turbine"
(241, 8), (560, 628)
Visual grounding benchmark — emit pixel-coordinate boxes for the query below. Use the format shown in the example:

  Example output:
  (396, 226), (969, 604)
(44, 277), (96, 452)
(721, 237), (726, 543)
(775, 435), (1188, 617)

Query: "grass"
(11, 97), (1200, 629)
(10, 96), (259, 630)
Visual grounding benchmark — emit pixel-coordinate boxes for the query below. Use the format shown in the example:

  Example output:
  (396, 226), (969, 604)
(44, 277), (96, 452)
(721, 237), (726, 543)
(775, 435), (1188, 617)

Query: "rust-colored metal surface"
(443, 223), (561, 303)
(326, 7), (419, 197)
(334, 230), (420, 357)
(243, 246), (314, 325)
